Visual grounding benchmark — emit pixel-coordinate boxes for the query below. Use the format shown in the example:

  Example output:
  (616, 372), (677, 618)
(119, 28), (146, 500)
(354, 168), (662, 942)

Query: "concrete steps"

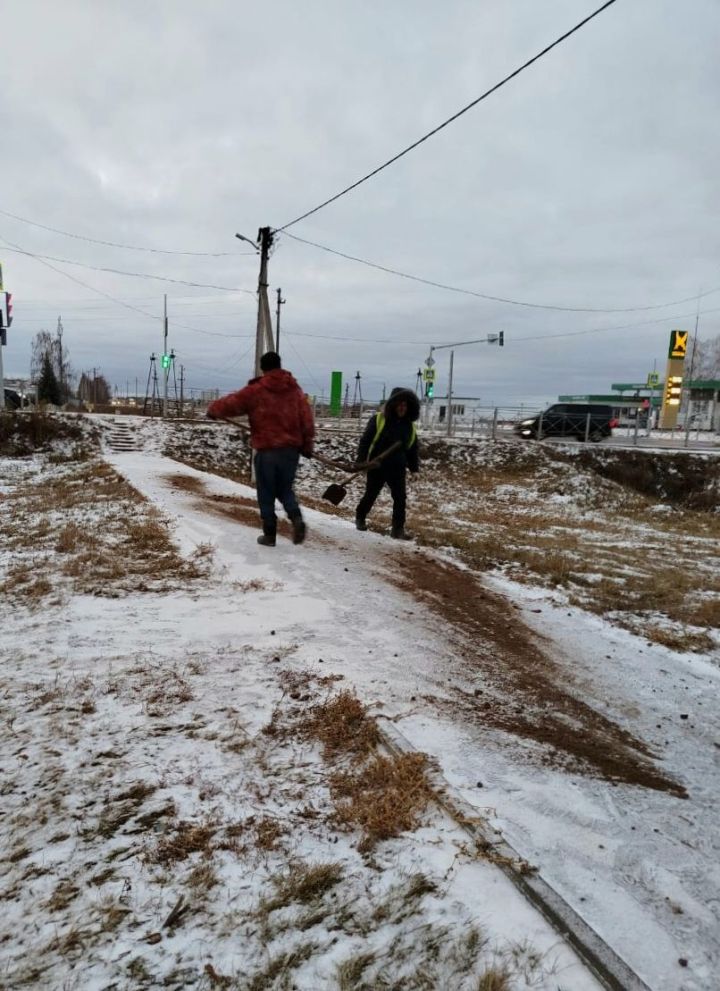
(105, 419), (139, 453)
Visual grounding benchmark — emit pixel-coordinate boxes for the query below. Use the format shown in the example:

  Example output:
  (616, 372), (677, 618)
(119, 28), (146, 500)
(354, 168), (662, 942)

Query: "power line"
(0, 241), (256, 294)
(275, 0), (620, 232)
(0, 234), (249, 340)
(0, 206), (254, 257)
(511, 304), (720, 343)
(281, 230), (720, 315)
(281, 304), (720, 349)
(281, 334), (325, 395)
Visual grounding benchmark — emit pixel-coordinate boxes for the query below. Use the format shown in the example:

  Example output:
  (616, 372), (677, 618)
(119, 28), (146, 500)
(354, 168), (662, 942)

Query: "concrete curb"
(377, 718), (651, 991)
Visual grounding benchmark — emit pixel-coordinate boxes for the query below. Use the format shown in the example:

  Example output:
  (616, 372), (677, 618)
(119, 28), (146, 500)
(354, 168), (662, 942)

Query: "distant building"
(559, 379), (720, 430)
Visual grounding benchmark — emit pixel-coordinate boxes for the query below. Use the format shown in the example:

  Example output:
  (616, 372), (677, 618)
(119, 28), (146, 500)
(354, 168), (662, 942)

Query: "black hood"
(384, 387), (420, 422)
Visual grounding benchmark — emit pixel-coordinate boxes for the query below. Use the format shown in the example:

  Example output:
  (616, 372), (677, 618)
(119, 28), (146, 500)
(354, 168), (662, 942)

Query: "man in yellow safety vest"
(355, 387), (419, 540)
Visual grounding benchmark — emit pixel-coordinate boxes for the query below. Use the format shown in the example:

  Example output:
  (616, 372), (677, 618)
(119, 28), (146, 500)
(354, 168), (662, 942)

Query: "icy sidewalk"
(113, 449), (717, 991)
(1, 449), (602, 990)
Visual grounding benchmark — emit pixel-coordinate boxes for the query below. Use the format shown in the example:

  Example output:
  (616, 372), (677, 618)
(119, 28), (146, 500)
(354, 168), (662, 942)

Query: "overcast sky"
(1, 0), (718, 406)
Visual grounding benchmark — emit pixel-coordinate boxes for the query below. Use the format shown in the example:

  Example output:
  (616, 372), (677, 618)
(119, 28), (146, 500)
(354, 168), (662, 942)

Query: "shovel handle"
(333, 441), (403, 486)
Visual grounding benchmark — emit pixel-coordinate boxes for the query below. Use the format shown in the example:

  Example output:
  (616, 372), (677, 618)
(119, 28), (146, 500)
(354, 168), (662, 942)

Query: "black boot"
(355, 517), (368, 531)
(290, 512), (306, 545)
(257, 522), (276, 547)
(391, 526), (412, 540)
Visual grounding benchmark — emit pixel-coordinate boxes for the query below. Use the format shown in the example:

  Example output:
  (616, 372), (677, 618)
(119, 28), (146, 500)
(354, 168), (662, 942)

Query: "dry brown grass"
(0, 564), (52, 600)
(1, 453), (212, 605)
(0, 409), (90, 455)
(410, 474), (720, 650)
(261, 862), (344, 914)
(477, 967), (513, 991)
(301, 690), (380, 759)
(254, 816), (286, 851)
(54, 523), (87, 554)
(643, 625), (715, 653)
(245, 942), (316, 991)
(187, 862), (219, 892)
(45, 880), (80, 912)
(151, 820), (217, 865)
(331, 752), (432, 852)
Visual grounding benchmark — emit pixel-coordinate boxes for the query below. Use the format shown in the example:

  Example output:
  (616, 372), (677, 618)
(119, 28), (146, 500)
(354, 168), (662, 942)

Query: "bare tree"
(30, 329), (74, 402)
(691, 336), (720, 379)
(77, 371), (111, 405)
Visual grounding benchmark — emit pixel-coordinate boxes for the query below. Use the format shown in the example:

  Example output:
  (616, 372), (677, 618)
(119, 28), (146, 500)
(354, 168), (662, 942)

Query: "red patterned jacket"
(207, 369), (315, 455)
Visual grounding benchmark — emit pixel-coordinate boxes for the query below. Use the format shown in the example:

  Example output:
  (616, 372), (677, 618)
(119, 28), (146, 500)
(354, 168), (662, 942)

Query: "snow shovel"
(322, 442), (402, 506)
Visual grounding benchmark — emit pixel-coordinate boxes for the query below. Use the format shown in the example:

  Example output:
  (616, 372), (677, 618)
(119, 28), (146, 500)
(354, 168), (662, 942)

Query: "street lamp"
(235, 232), (259, 251)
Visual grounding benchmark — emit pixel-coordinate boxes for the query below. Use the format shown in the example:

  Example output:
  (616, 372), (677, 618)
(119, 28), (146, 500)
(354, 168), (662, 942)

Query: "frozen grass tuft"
(302, 689), (380, 759)
(331, 752), (432, 852)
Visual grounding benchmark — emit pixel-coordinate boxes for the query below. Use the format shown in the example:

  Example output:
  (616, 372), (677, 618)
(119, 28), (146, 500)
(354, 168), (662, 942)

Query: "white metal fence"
(316, 403), (720, 452)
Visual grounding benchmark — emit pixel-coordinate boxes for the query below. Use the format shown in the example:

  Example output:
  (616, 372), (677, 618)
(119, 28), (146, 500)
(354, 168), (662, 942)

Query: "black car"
(3, 388), (25, 410)
(515, 403), (617, 442)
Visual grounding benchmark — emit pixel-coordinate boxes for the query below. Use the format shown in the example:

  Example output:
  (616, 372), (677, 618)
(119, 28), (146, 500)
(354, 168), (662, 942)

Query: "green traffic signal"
(161, 354), (171, 369)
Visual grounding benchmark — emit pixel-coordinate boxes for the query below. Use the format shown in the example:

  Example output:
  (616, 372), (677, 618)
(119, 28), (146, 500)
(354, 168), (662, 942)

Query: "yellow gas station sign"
(659, 330), (689, 428)
(668, 330), (688, 360)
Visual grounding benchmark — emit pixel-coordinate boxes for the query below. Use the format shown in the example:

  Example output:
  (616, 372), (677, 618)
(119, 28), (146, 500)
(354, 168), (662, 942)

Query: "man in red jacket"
(207, 352), (315, 546)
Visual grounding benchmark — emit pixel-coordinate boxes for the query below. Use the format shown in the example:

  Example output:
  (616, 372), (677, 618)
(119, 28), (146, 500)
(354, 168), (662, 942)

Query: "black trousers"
(356, 468), (406, 528)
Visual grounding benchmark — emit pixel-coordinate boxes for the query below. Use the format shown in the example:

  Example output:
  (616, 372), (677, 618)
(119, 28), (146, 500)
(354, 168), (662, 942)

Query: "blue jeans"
(254, 448), (301, 532)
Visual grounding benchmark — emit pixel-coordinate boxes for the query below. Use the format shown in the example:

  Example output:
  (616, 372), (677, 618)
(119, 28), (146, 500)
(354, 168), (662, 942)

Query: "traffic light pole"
(425, 333), (505, 435)
(162, 294), (168, 418)
(0, 328), (5, 410)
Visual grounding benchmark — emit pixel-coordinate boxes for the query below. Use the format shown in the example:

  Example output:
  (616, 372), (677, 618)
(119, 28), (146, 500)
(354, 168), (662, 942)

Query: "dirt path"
(390, 554), (686, 796)
(163, 469), (686, 797)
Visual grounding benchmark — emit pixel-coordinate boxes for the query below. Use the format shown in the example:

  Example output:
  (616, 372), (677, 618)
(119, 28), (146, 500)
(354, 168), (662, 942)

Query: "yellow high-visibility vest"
(368, 413), (417, 458)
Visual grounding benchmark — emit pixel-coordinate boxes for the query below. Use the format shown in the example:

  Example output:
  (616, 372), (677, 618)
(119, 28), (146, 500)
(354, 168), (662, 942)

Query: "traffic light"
(5, 293), (12, 327)
(498, 330), (504, 347)
(161, 353), (171, 370)
(425, 381), (434, 399)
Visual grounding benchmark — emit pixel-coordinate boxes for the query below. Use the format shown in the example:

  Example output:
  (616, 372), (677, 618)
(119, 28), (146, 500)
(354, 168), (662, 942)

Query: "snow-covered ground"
(1, 414), (718, 990)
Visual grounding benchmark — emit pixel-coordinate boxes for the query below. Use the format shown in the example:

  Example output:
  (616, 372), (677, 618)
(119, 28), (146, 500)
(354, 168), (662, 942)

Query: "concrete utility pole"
(235, 228), (274, 378)
(684, 310), (700, 447)
(179, 364), (185, 413)
(57, 316), (64, 404)
(0, 264), (6, 410)
(162, 294), (168, 418)
(254, 228), (274, 376)
(447, 349), (455, 438)
(276, 287), (285, 353)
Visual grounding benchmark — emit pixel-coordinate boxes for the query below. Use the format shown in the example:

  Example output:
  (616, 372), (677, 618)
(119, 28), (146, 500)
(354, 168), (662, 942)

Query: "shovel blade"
(322, 482), (347, 506)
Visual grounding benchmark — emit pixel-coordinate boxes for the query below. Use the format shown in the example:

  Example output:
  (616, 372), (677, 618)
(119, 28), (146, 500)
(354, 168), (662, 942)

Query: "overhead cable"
(0, 206), (252, 257)
(281, 231), (720, 315)
(0, 242), (256, 294)
(275, 0), (620, 231)
(281, 304), (720, 348)
(0, 235), (247, 340)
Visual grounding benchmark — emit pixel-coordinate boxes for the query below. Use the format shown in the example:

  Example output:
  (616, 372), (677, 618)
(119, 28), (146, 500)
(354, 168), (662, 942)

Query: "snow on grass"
(0, 437), (601, 991)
